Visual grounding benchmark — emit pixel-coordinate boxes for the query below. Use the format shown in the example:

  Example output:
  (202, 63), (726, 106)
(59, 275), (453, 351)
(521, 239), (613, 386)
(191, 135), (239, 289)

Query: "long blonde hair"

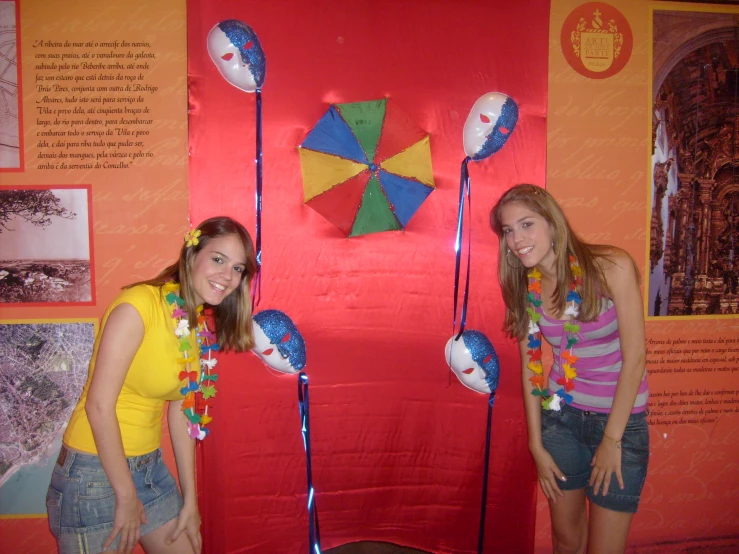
(490, 184), (611, 341)
(129, 216), (258, 352)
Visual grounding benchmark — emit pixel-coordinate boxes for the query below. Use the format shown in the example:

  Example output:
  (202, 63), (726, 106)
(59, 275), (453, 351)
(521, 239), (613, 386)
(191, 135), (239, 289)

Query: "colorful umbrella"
(299, 99), (434, 237)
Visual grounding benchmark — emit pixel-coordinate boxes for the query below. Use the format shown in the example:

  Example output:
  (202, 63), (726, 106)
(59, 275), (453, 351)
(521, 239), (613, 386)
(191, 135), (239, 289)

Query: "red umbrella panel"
(299, 99), (435, 237)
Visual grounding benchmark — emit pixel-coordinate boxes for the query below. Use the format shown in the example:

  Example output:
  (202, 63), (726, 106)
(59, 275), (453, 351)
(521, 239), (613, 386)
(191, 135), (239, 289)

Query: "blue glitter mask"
(218, 20), (266, 88)
(472, 97), (519, 161)
(461, 330), (499, 392)
(253, 310), (306, 370)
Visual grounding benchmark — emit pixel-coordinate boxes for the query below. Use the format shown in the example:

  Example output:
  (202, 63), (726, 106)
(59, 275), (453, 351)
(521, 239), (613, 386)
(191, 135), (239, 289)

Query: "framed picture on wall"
(0, 0), (22, 171)
(649, 4), (739, 317)
(0, 319), (95, 516)
(0, 185), (95, 305)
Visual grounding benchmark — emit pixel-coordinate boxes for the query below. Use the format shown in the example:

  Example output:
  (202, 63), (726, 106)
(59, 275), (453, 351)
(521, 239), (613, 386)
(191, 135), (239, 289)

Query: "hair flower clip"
(185, 229), (202, 247)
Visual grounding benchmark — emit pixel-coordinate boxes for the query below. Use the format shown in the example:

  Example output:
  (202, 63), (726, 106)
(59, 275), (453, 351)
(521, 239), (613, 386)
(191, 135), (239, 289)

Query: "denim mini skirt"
(46, 445), (183, 554)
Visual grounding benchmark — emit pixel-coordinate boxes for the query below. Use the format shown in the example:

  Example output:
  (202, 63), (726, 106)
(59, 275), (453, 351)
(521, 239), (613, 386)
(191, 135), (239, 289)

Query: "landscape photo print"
(0, 186), (94, 305)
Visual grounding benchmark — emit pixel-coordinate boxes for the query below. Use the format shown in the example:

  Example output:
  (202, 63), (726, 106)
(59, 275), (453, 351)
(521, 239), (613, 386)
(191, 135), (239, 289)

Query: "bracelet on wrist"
(604, 433), (622, 449)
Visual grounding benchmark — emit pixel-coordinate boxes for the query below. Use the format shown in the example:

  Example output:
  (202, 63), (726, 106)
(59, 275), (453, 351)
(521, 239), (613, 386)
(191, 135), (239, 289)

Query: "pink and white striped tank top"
(539, 299), (649, 413)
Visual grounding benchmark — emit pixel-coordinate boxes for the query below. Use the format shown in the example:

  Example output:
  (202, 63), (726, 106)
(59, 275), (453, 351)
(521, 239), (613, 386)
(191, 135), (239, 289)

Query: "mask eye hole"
(262, 348), (274, 355)
(499, 127), (510, 135)
(483, 354), (492, 364)
(480, 114), (490, 124)
(244, 41), (253, 49)
(221, 52), (234, 61)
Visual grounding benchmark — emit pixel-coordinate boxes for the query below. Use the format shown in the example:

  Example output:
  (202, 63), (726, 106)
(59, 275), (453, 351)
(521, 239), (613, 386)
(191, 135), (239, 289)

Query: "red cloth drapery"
(187, 1), (550, 551)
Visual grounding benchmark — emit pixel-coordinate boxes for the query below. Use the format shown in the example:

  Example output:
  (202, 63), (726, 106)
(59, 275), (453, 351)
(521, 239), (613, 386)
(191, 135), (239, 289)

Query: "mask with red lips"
(251, 310), (306, 374)
(463, 92), (519, 161)
(207, 19), (266, 93)
(445, 330), (500, 394)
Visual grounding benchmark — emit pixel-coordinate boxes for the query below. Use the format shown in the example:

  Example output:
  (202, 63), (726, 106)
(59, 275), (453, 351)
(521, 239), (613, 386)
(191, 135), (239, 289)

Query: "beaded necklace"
(162, 281), (219, 440)
(526, 255), (582, 411)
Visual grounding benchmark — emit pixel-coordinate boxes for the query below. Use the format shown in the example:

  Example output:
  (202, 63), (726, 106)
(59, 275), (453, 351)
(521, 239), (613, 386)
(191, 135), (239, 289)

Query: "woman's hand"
(103, 493), (147, 554)
(589, 435), (623, 496)
(531, 445), (567, 503)
(167, 501), (202, 553)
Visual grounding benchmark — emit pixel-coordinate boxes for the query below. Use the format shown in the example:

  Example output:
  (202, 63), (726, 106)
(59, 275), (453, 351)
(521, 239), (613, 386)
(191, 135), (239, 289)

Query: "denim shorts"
(541, 404), (649, 513)
(46, 445), (184, 554)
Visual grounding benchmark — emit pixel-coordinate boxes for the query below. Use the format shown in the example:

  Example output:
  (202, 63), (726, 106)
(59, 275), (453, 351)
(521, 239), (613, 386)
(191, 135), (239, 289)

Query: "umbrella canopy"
(299, 99), (434, 237)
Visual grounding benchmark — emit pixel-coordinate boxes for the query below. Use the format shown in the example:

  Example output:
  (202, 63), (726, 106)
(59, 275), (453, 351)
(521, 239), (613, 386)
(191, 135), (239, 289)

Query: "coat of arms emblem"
(570, 9), (624, 73)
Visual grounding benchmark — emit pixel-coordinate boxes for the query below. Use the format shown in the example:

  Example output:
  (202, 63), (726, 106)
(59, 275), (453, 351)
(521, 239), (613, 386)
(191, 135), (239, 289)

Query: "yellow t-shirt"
(64, 284), (197, 456)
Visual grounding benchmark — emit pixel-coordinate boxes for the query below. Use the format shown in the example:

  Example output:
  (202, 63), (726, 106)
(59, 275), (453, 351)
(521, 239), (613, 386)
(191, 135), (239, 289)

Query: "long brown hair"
(129, 216), (258, 352)
(490, 184), (611, 341)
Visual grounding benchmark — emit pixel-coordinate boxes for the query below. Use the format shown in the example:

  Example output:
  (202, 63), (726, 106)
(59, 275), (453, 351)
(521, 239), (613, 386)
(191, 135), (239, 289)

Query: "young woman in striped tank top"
(491, 185), (649, 554)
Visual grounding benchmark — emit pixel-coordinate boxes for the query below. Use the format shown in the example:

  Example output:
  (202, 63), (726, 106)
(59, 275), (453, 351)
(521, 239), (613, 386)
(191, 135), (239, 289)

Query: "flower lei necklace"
(162, 277), (219, 441)
(526, 255), (582, 411)
(163, 281), (219, 439)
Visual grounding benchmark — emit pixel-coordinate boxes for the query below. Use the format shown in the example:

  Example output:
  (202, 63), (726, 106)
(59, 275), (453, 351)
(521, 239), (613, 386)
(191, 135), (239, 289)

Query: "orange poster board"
(0, 0), (188, 551)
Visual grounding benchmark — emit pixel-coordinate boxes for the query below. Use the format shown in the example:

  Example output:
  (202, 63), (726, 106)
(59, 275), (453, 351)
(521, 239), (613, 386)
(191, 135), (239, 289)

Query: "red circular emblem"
(560, 2), (633, 79)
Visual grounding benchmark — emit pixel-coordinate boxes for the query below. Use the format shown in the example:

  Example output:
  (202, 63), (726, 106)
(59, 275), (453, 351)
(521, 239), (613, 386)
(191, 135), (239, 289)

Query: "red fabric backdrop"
(187, 1), (549, 552)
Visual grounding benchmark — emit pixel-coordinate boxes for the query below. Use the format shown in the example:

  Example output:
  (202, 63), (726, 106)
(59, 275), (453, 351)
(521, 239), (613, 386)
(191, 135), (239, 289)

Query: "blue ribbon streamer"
(453, 157), (472, 340)
(478, 392), (495, 554)
(298, 372), (321, 553)
(252, 88), (263, 311)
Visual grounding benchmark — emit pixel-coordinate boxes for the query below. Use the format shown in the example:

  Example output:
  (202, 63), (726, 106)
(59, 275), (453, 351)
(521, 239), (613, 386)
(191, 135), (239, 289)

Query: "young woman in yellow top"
(47, 217), (257, 554)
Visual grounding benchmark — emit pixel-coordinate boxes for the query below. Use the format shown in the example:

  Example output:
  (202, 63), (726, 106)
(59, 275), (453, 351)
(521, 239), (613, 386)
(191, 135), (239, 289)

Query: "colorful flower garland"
(526, 255), (583, 411)
(162, 281), (219, 440)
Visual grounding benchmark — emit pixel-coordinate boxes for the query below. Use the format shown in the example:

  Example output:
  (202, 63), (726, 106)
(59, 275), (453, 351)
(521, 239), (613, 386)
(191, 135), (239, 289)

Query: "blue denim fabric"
(46, 446), (183, 553)
(541, 404), (649, 513)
